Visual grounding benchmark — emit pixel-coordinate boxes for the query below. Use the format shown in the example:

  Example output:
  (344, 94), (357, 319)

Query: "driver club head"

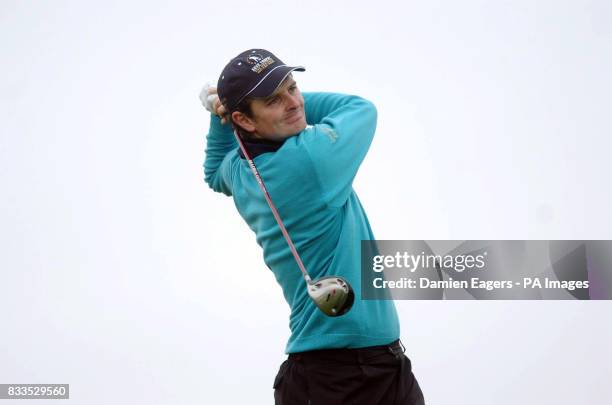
(307, 276), (355, 317)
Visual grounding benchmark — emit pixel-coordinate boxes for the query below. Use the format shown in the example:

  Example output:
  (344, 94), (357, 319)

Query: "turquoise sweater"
(203, 92), (399, 353)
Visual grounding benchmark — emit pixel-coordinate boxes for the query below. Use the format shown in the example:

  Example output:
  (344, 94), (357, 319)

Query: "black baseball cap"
(217, 49), (305, 112)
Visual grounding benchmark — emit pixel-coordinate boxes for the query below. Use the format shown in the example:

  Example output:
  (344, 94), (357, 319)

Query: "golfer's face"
(249, 78), (306, 141)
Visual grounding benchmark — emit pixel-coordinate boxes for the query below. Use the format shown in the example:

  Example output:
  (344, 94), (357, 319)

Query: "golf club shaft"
(232, 130), (312, 284)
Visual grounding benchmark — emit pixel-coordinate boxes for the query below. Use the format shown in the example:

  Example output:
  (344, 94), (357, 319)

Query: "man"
(201, 49), (425, 404)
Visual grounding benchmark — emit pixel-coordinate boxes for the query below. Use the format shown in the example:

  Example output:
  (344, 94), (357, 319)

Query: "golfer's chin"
(285, 116), (307, 136)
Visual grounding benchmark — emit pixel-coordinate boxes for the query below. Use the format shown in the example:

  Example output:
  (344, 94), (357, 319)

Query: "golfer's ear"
(231, 111), (256, 133)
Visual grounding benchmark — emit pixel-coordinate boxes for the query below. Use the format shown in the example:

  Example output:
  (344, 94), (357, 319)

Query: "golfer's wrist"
(210, 114), (233, 137)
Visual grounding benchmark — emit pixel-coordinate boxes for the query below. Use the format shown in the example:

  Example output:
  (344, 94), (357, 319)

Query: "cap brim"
(246, 65), (305, 100)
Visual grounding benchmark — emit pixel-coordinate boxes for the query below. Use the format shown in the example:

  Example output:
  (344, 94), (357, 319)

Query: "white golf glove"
(199, 82), (219, 114)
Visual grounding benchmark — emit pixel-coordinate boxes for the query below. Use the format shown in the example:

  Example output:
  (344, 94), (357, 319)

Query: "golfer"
(201, 49), (425, 404)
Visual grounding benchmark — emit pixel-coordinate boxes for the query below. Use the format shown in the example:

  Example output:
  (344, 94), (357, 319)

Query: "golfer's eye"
(266, 96), (280, 106)
(288, 85), (297, 93)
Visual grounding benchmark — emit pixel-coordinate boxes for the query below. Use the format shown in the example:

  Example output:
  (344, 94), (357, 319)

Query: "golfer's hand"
(199, 84), (229, 125)
(208, 87), (229, 125)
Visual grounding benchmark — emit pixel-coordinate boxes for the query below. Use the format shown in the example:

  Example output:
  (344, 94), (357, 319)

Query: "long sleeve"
(203, 114), (237, 196)
(300, 92), (378, 207)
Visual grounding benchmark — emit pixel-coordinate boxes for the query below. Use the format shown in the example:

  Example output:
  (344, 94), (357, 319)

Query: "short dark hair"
(233, 97), (254, 119)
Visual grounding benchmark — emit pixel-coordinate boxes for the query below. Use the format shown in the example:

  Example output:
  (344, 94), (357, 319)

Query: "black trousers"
(273, 340), (425, 405)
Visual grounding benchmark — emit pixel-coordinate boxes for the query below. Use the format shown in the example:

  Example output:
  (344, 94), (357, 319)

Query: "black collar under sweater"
(238, 137), (284, 159)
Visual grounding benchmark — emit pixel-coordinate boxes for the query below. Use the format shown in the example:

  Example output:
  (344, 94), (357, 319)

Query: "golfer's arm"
(203, 114), (237, 196)
(303, 92), (346, 125)
(301, 93), (377, 207)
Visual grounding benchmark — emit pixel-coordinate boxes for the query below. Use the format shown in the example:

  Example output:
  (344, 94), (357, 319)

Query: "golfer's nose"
(285, 93), (300, 110)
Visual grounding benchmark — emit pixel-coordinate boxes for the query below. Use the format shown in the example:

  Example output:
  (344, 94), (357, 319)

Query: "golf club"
(232, 128), (354, 317)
